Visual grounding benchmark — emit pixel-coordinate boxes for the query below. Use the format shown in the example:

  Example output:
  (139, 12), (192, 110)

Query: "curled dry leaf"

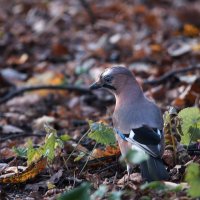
(33, 115), (56, 130)
(167, 40), (191, 57)
(90, 146), (120, 159)
(26, 71), (65, 96)
(183, 24), (199, 37)
(0, 157), (47, 184)
(0, 163), (8, 173)
(117, 173), (142, 186)
(25, 180), (47, 191)
(2, 125), (24, 134)
(163, 149), (175, 167)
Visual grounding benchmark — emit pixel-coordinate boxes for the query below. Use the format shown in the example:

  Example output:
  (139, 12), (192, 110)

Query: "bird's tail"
(140, 156), (169, 182)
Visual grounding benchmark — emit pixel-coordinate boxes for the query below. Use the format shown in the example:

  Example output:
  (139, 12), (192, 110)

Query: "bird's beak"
(89, 81), (102, 90)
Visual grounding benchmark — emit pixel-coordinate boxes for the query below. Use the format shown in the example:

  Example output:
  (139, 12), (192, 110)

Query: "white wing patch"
(129, 130), (135, 139)
(102, 68), (112, 77)
(157, 129), (161, 138)
(126, 137), (160, 158)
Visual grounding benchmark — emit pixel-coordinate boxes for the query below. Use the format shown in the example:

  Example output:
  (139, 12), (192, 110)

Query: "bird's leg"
(126, 164), (131, 184)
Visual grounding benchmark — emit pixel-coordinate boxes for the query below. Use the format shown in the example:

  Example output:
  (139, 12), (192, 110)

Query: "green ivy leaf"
(122, 149), (149, 164)
(16, 124), (69, 166)
(27, 124), (57, 163)
(74, 152), (86, 162)
(178, 107), (200, 145)
(141, 181), (183, 192)
(58, 182), (91, 200)
(13, 147), (27, 158)
(141, 181), (166, 190)
(60, 134), (71, 142)
(42, 128), (57, 161)
(44, 123), (57, 135)
(88, 121), (116, 146)
(27, 140), (41, 165)
(108, 191), (123, 200)
(91, 185), (107, 200)
(56, 134), (71, 149)
(185, 163), (200, 198)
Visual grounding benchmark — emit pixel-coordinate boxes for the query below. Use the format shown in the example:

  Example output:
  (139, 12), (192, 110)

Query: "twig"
(0, 85), (92, 105)
(65, 176), (83, 184)
(96, 163), (119, 173)
(0, 133), (45, 142)
(79, 142), (97, 175)
(79, 0), (96, 24)
(66, 129), (91, 163)
(143, 64), (200, 85)
(67, 147), (118, 174)
(1, 65), (198, 105)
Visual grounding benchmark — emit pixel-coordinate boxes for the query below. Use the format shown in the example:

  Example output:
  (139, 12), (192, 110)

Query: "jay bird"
(90, 66), (169, 182)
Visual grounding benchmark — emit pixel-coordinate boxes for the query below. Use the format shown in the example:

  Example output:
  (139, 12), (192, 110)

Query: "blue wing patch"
(115, 126), (163, 158)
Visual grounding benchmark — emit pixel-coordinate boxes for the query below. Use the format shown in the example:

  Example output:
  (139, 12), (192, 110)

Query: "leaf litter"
(0, 0), (200, 199)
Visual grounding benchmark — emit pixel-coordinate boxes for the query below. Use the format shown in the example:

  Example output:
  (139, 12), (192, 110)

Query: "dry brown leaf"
(150, 44), (163, 54)
(172, 98), (186, 108)
(51, 43), (68, 56)
(91, 146), (120, 159)
(163, 149), (175, 167)
(117, 173), (142, 186)
(144, 13), (160, 28)
(0, 147), (17, 160)
(172, 77), (200, 107)
(6, 54), (29, 65)
(0, 157), (47, 184)
(133, 5), (147, 15)
(183, 24), (199, 37)
(26, 71), (65, 96)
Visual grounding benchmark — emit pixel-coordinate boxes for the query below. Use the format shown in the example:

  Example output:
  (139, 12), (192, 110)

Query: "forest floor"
(0, 0), (200, 199)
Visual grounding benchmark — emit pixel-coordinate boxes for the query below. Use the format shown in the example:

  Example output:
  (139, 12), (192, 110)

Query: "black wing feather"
(131, 126), (161, 145)
(123, 125), (162, 158)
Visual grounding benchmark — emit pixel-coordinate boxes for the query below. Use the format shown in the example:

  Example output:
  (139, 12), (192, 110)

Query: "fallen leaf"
(6, 54), (29, 65)
(91, 146), (120, 159)
(1, 68), (27, 82)
(33, 115), (56, 130)
(0, 157), (47, 184)
(26, 71), (65, 96)
(168, 40), (191, 57)
(51, 43), (68, 57)
(2, 125), (24, 134)
(25, 180), (47, 191)
(49, 169), (63, 184)
(117, 173), (142, 185)
(0, 163), (8, 173)
(183, 24), (199, 37)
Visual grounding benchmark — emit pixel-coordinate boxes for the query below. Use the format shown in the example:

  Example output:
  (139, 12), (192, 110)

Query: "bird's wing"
(115, 126), (162, 158)
(126, 138), (161, 158)
(130, 126), (162, 145)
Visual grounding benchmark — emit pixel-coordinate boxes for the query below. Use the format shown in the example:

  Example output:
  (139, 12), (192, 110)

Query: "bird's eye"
(104, 75), (112, 83)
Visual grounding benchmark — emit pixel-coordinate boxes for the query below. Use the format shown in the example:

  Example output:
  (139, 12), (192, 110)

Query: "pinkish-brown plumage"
(90, 66), (169, 181)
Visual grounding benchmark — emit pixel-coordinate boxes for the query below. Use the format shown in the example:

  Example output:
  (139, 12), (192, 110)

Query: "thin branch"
(79, 142), (97, 175)
(1, 65), (199, 105)
(143, 64), (200, 85)
(95, 163), (119, 173)
(0, 133), (45, 142)
(66, 129), (91, 163)
(0, 85), (92, 105)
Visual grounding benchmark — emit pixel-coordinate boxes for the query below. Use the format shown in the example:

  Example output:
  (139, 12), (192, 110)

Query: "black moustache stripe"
(103, 84), (116, 90)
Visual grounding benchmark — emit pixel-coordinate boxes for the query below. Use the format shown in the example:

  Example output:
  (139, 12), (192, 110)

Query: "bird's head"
(90, 66), (134, 94)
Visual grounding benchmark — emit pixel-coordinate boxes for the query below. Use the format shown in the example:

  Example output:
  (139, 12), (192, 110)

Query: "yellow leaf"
(26, 71), (65, 96)
(183, 24), (199, 37)
(91, 146), (120, 159)
(0, 157), (47, 184)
